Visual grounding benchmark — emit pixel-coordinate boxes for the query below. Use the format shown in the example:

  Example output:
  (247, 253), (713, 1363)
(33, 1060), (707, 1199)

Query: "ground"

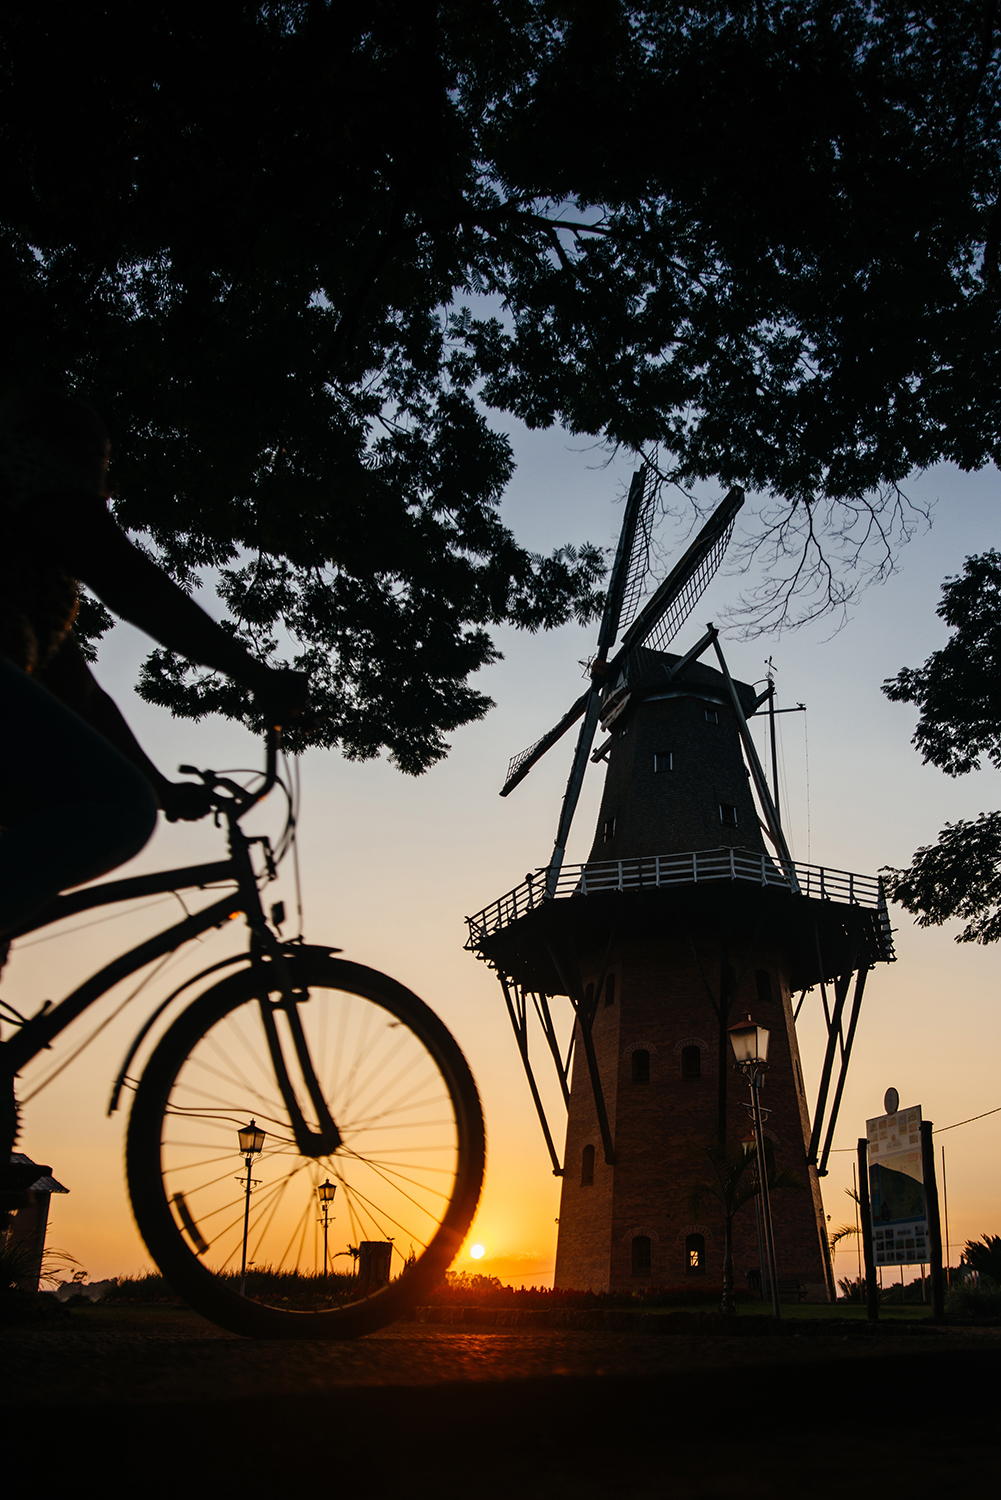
(3, 1306), (998, 1495)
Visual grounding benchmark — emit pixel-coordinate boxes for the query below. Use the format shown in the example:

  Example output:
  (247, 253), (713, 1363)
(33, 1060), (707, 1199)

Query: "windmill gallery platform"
(466, 639), (895, 1302)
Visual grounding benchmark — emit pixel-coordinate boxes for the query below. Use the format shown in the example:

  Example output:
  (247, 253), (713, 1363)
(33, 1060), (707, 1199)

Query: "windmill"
(466, 469), (896, 1300)
(500, 469), (777, 894)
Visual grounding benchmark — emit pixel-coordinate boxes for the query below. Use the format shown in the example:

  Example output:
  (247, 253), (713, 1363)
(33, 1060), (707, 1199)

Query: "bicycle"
(1, 731), (485, 1338)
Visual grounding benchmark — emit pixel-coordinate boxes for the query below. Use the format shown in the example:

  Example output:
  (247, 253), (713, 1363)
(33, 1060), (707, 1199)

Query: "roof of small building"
(9, 1150), (69, 1194)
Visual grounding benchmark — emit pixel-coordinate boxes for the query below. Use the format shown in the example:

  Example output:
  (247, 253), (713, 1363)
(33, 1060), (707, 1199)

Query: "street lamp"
(728, 1016), (781, 1319)
(317, 1179), (337, 1275)
(237, 1119), (266, 1296)
(740, 1127), (767, 1304)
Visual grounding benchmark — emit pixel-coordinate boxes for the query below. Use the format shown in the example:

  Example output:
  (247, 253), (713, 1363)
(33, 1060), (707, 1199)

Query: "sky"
(9, 420), (1001, 1290)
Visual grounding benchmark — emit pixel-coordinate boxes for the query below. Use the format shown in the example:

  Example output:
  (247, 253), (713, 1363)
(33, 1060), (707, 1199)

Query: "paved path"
(5, 1311), (999, 1496)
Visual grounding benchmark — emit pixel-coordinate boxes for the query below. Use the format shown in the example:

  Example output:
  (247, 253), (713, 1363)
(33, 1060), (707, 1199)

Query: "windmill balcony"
(465, 846), (895, 973)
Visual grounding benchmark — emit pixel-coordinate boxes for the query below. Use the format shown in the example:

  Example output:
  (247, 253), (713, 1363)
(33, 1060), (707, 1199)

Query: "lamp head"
(317, 1179), (338, 1204)
(728, 1015), (770, 1066)
(238, 1119), (267, 1156)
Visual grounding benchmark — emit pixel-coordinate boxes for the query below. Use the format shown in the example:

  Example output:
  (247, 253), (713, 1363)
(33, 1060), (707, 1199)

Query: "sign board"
(865, 1104), (929, 1267)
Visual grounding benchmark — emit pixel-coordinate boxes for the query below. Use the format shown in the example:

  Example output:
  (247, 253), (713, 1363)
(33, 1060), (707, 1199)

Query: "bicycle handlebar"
(178, 727), (281, 819)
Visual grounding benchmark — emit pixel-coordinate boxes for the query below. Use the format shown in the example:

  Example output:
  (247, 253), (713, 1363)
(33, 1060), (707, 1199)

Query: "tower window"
(631, 1049), (650, 1084)
(719, 803), (737, 826)
(686, 1233), (706, 1274)
(705, 708), (718, 724)
(631, 1235), (652, 1276)
(580, 1144), (595, 1187)
(654, 750), (673, 772)
(756, 969), (772, 1007)
(602, 815), (617, 842)
(604, 973), (616, 1008)
(681, 1045), (701, 1080)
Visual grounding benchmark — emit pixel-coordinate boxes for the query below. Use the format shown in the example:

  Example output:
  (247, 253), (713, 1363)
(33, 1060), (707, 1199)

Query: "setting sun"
(469, 1244), (485, 1260)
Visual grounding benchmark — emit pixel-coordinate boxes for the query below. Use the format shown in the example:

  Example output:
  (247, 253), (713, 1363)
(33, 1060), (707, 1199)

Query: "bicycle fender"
(107, 943), (341, 1115)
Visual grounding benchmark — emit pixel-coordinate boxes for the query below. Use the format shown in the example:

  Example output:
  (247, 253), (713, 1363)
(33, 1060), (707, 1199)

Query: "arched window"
(604, 973), (616, 1008)
(686, 1233), (706, 1274)
(631, 1049), (650, 1084)
(631, 1235), (652, 1276)
(580, 1144), (595, 1187)
(756, 969), (772, 1007)
(681, 1045), (701, 1079)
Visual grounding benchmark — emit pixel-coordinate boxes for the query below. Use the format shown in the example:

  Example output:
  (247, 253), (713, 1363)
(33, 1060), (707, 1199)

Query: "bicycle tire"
(126, 954), (484, 1338)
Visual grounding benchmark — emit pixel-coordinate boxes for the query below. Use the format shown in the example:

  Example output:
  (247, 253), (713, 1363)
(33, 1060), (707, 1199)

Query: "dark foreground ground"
(3, 1306), (999, 1497)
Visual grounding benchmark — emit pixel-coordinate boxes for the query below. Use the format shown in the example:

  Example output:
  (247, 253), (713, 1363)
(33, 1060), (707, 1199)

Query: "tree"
(685, 1140), (804, 1315)
(963, 1232), (1001, 1284)
(883, 554), (1001, 941)
(4, 3), (1001, 762)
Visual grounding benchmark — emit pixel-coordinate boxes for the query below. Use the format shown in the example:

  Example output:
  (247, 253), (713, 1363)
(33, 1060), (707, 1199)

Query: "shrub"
(944, 1277), (1001, 1319)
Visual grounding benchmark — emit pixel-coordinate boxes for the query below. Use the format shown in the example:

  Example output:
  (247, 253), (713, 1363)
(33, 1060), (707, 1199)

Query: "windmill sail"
(615, 469), (658, 635)
(500, 468), (654, 799)
(501, 689), (591, 797)
(503, 481), (744, 798)
(604, 486), (744, 696)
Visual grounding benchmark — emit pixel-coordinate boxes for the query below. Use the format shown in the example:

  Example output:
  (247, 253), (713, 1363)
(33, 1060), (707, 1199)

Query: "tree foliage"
(686, 1138), (804, 1313)
(963, 1232), (1001, 1284)
(884, 556), (1001, 940)
(4, 3), (1001, 762)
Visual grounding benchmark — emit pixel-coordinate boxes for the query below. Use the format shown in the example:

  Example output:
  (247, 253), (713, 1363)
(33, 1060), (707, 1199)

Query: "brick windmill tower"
(467, 472), (894, 1300)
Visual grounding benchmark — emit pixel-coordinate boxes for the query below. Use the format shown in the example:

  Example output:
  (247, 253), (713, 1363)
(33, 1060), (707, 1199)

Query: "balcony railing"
(466, 846), (892, 951)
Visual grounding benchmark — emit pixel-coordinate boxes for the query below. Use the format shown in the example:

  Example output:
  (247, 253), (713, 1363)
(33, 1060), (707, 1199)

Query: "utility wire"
(829, 1101), (1001, 1151)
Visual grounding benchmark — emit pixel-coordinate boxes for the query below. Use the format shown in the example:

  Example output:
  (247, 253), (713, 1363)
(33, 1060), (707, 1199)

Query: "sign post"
(856, 1137), (879, 1322)
(920, 1121), (945, 1318)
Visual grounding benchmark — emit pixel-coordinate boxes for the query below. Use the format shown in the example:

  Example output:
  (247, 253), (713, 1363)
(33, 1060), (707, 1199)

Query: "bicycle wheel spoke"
(129, 955), (482, 1335)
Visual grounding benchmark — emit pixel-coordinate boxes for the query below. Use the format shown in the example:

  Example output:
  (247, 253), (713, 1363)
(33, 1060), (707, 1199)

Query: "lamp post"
(741, 1127), (767, 1303)
(237, 1119), (267, 1296)
(317, 1179), (337, 1275)
(728, 1017), (781, 1319)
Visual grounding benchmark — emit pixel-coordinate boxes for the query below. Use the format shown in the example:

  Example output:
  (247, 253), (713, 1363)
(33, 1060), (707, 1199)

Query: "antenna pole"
(711, 632), (797, 880)
(766, 659), (780, 828)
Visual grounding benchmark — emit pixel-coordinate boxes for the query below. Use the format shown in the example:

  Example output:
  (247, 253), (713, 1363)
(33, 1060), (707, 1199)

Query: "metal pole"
(767, 671), (780, 827)
(941, 1145), (951, 1286)
(852, 1159), (863, 1284)
(750, 1068), (780, 1318)
(240, 1154), (253, 1296)
(857, 1136), (879, 1322)
(752, 1165), (766, 1301)
(921, 1121), (945, 1318)
(323, 1205), (330, 1275)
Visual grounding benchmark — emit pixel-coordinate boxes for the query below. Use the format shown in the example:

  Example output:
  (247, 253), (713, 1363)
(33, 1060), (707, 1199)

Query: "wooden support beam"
(532, 990), (571, 1108)
(818, 966), (869, 1175)
(808, 968), (852, 1166)
(545, 936), (617, 1165)
(498, 972), (564, 1176)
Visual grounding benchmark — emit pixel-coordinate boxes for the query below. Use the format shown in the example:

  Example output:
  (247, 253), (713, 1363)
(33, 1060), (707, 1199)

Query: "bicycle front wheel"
(126, 954), (484, 1338)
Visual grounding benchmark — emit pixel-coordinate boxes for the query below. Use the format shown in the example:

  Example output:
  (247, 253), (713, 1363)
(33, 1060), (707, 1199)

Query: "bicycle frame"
(2, 734), (342, 1157)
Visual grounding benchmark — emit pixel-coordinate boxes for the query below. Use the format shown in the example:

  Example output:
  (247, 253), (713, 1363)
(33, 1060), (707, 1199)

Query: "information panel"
(865, 1105), (928, 1267)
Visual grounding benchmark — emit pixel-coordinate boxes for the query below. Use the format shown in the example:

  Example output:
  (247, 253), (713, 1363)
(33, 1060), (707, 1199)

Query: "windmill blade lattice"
(615, 468), (658, 636)
(611, 486), (744, 682)
(502, 689), (590, 797)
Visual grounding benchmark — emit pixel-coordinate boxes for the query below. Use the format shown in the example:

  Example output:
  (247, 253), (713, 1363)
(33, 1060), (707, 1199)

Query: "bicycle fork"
(257, 976), (342, 1158)
(230, 815), (342, 1159)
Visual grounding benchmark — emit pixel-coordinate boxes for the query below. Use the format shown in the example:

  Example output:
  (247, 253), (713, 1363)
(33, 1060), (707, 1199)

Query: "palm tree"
(685, 1141), (805, 1315)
